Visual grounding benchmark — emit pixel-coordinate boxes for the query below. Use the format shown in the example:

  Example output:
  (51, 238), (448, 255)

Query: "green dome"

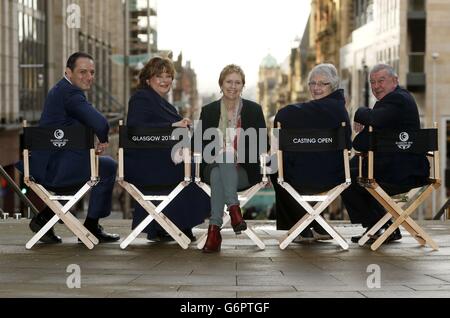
(260, 54), (278, 68)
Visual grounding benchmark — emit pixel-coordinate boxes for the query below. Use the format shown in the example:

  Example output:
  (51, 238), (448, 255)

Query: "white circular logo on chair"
(399, 132), (409, 142)
(54, 129), (64, 140)
(396, 132), (412, 150)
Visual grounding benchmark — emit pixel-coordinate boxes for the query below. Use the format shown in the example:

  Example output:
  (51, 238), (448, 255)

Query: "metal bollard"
(14, 213), (22, 220)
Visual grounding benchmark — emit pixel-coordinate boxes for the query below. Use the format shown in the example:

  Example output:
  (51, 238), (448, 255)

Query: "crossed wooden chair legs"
(277, 182), (350, 250)
(357, 183), (439, 251)
(118, 180), (191, 249)
(25, 181), (99, 250)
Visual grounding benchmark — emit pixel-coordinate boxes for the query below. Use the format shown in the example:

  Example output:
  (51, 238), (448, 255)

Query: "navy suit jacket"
(125, 87), (184, 186)
(353, 86), (430, 185)
(25, 78), (109, 188)
(274, 89), (352, 190)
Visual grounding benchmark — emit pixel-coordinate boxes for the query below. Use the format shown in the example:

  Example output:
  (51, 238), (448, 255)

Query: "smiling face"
(308, 73), (332, 100)
(148, 71), (173, 96)
(370, 69), (398, 100)
(221, 72), (244, 102)
(65, 57), (95, 91)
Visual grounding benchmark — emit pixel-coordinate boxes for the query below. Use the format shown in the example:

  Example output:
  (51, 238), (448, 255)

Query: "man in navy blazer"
(25, 52), (119, 243)
(342, 64), (430, 243)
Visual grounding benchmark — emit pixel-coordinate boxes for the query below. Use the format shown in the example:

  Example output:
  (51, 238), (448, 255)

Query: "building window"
(18, 0), (47, 123)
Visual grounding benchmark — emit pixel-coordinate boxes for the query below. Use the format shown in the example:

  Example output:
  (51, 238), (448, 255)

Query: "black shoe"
(385, 228), (402, 243)
(158, 231), (175, 242)
(148, 230), (175, 242)
(311, 226), (333, 240)
(351, 224), (401, 244)
(29, 213), (62, 244)
(351, 227), (382, 244)
(84, 224), (120, 243)
(182, 228), (197, 242)
(293, 228), (316, 243)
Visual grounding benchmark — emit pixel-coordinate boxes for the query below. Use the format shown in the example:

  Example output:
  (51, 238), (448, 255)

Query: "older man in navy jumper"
(26, 52), (119, 243)
(341, 64), (430, 243)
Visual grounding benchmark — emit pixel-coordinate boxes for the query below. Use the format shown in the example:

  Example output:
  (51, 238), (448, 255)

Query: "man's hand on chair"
(95, 142), (108, 155)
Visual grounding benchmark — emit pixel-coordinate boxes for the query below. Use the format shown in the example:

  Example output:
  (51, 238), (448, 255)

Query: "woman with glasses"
(125, 57), (210, 242)
(197, 64), (266, 253)
(271, 63), (352, 243)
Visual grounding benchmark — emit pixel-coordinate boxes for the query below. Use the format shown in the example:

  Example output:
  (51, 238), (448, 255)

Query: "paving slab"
(1, 219), (450, 298)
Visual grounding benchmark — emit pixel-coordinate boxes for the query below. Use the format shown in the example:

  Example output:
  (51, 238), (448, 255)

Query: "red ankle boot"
(228, 205), (247, 234)
(202, 224), (222, 253)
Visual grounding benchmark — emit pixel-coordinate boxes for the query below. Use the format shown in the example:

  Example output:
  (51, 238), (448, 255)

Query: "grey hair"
(370, 64), (398, 78)
(307, 63), (340, 92)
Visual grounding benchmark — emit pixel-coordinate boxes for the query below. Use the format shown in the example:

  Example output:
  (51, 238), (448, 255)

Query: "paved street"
(1, 219), (450, 298)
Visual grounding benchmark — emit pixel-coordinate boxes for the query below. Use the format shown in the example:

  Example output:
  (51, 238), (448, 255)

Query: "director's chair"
(276, 123), (351, 250)
(23, 121), (100, 249)
(117, 121), (192, 249)
(356, 126), (440, 251)
(193, 153), (268, 250)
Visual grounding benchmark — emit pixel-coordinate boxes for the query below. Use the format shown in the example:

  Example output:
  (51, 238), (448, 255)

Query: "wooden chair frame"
(117, 121), (192, 249)
(23, 121), (100, 250)
(356, 126), (440, 251)
(276, 123), (351, 250)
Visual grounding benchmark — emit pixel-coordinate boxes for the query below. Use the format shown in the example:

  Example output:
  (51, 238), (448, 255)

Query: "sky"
(156, 0), (311, 97)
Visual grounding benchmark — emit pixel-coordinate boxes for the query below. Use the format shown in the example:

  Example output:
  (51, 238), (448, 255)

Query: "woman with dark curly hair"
(125, 57), (210, 242)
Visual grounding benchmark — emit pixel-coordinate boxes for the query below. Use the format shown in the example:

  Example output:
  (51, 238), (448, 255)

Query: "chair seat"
(378, 179), (431, 196)
(135, 183), (179, 192)
(43, 183), (87, 195)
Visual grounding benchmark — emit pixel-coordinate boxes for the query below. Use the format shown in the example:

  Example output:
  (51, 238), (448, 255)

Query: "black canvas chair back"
(279, 126), (347, 152)
(24, 125), (94, 193)
(117, 122), (192, 249)
(22, 122), (100, 249)
(276, 123), (351, 250)
(356, 126), (440, 251)
(369, 128), (437, 154)
(119, 126), (188, 150)
(24, 126), (94, 151)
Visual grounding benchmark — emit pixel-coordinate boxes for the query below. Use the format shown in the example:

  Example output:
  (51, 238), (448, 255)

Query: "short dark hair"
(138, 57), (175, 89)
(66, 52), (94, 71)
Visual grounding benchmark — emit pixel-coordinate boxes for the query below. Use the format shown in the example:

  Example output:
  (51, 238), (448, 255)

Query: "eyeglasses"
(308, 81), (330, 88)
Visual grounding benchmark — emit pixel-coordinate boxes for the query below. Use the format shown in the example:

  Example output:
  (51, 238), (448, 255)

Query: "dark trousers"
(23, 156), (117, 220)
(341, 157), (416, 228)
(86, 156), (117, 219)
